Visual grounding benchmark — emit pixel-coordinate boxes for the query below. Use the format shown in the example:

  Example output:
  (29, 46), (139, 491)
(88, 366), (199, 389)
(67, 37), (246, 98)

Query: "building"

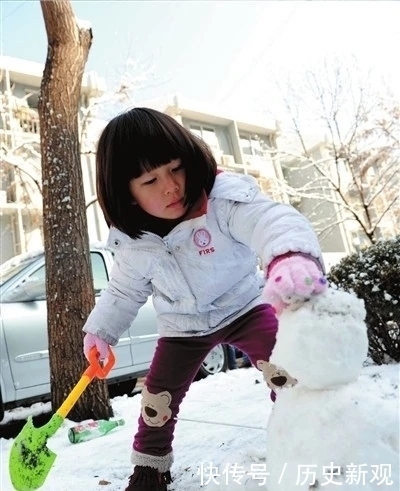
(277, 138), (354, 267)
(1, 56), (360, 268)
(0, 55), (106, 262)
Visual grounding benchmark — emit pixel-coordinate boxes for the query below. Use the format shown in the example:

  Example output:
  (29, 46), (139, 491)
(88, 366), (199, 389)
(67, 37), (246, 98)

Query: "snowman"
(257, 288), (399, 491)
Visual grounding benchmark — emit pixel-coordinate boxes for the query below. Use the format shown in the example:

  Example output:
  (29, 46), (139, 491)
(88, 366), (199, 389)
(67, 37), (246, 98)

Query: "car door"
(128, 296), (159, 367)
(1, 250), (136, 401)
(1, 257), (49, 400)
(90, 250), (137, 371)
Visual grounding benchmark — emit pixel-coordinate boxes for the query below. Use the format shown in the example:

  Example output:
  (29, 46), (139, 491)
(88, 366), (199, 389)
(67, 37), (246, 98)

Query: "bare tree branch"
(274, 56), (399, 246)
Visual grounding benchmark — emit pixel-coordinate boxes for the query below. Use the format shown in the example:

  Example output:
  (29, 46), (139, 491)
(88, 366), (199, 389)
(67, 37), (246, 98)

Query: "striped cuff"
(266, 252), (324, 277)
(131, 449), (174, 473)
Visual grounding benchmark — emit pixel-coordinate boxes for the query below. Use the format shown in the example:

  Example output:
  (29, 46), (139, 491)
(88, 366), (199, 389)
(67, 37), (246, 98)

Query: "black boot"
(124, 466), (172, 491)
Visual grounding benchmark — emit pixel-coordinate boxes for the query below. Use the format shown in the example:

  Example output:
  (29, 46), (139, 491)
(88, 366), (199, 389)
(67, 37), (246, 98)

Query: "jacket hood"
(210, 172), (259, 203)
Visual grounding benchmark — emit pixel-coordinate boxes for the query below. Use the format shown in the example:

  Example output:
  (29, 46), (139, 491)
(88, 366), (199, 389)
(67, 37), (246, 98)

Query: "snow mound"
(270, 288), (368, 389)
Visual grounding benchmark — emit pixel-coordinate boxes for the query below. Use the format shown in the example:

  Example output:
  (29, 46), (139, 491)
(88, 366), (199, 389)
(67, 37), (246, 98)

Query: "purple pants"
(133, 304), (277, 458)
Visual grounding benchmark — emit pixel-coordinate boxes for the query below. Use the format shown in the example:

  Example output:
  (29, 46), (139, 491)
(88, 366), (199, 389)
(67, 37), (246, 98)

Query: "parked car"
(0, 245), (228, 421)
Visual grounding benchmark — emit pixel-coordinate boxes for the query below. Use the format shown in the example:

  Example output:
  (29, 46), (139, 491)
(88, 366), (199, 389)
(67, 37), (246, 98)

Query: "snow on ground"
(0, 363), (398, 491)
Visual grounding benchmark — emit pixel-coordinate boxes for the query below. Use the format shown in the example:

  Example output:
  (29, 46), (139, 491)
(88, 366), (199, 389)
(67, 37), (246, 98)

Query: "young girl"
(82, 107), (327, 491)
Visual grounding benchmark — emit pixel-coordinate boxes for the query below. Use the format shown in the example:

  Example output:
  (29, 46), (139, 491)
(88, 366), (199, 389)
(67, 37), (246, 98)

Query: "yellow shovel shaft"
(56, 374), (92, 419)
(53, 348), (115, 420)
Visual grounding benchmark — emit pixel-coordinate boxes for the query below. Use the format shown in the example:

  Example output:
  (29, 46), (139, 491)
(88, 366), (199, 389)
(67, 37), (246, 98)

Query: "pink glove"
(83, 332), (110, 361)
(264, 254), (328, 315)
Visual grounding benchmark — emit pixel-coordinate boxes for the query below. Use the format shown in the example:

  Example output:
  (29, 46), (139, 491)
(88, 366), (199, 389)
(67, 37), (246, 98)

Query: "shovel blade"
(9, 414), (64, 491)
(8, 349), (116, 490)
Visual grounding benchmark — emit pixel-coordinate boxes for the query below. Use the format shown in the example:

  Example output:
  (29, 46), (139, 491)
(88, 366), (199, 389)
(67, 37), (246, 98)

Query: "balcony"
(0, 94), (41, 148)
(218, 154), (244, 174)
(219, 154), (262, 177)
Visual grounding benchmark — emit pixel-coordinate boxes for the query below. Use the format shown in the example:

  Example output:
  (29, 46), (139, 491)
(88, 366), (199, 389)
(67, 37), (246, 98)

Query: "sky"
(1, 1), (400, 117)
(1, 290), (399, 491)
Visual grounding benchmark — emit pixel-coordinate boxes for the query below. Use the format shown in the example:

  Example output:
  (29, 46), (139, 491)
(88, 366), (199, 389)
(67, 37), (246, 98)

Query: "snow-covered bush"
(328, 236), (400, 364)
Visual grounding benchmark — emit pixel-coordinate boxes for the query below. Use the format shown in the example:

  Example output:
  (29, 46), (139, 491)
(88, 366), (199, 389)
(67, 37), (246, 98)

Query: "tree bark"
(39, 0), (112, 421)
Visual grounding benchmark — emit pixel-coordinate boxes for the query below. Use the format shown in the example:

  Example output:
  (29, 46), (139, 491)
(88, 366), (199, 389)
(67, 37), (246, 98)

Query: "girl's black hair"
(96, 107), (217, 239)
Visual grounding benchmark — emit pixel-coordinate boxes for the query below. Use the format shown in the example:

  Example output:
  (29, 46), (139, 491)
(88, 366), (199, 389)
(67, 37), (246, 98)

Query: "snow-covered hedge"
(328, 236), (399, 364)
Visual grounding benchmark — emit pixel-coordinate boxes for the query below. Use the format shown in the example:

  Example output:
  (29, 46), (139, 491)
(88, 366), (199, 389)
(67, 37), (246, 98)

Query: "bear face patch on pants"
(141, 386), (172, 427)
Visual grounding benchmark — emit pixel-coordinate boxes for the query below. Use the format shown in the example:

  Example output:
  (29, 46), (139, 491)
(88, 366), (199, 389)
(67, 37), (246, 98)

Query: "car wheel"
(108, 378), (137, 398)
(196, 344), (228, 379)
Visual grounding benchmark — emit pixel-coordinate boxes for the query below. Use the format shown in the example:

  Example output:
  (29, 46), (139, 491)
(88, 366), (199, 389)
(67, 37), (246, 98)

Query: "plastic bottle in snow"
(68, 418), (125, 443)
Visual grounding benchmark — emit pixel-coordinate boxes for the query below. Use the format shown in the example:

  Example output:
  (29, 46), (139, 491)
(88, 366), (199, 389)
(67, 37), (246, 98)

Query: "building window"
(190, 125), (220, 155)
(239, 134), (264, 157)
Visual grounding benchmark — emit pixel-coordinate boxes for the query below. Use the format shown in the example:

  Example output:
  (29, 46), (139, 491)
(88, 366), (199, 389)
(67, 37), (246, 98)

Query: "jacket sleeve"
(226, 188), (325, 272)
(82, 247), (152, 345)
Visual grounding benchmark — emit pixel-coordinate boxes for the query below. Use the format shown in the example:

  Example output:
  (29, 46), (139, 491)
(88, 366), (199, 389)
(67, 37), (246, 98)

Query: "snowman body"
(264, 289), (399, 491)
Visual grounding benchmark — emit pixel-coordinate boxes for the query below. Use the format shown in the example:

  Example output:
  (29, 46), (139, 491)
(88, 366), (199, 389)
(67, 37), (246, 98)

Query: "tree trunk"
(39, 0), (113, 421)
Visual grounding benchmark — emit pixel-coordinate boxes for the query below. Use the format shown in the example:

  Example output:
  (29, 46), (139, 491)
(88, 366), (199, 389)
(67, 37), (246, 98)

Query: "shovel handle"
(86, 346), (115, 379)
(56, 347), (115, 419)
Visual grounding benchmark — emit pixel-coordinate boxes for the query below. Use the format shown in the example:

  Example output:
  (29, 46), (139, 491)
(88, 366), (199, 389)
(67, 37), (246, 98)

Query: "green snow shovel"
(9, 347), (115, 491)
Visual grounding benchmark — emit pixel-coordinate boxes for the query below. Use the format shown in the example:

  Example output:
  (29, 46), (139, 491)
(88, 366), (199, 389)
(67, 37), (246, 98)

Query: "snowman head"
(270, 288), (368, 389)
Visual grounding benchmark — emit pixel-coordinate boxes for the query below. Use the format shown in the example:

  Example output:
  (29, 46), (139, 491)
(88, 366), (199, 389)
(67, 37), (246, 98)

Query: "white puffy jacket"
(83, 173), (323, 344)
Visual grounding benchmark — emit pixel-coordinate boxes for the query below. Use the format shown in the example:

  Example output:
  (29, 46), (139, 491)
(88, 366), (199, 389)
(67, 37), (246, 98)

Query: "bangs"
(128, 149), (181, 180)
(117, 108), (195, 180)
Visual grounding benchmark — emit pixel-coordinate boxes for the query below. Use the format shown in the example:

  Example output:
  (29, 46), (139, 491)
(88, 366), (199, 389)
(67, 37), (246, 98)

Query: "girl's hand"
(263, 254), (328, 315)
(83, 332), (110, 361)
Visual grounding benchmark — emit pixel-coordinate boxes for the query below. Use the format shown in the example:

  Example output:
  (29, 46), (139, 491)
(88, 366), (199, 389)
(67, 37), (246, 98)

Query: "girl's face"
(129, 159), (188, 219)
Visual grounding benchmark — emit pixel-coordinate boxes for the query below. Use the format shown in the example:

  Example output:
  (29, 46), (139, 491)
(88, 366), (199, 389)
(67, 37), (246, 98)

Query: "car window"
(91, 252), (109, 294)
(1, 264), (46, 302)
(1, 251), (109, 302)
(0, 255), (40, 286)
